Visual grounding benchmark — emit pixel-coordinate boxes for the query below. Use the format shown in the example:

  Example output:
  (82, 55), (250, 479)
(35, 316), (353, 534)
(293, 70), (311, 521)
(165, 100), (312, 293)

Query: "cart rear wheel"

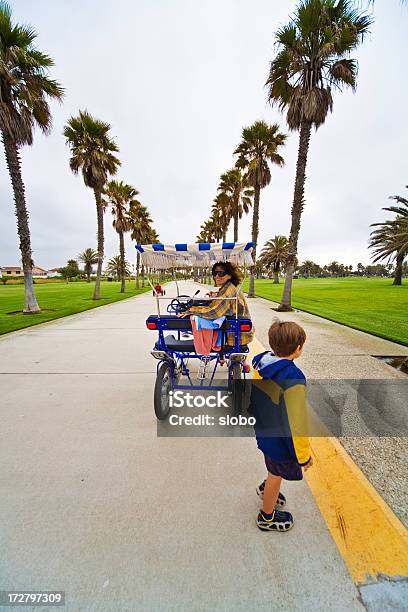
(230, 362), (243, 413)
(154, 362), (173, 420)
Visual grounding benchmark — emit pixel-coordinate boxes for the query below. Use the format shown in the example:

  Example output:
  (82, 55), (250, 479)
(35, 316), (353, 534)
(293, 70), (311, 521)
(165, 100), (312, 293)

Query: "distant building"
(32, 266), (48, 278)
(47, 268), (62, 278)
(0, 266), (23, 276)
(0, 265), (49, 278)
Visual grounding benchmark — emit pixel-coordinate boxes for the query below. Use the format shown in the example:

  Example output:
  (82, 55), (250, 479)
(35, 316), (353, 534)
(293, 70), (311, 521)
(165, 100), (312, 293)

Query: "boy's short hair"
(268, 319), (306, 357)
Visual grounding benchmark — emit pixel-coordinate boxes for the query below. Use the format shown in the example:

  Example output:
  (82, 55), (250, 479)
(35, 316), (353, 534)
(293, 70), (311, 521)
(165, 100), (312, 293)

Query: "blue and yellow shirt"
(250, 351), (311, 466)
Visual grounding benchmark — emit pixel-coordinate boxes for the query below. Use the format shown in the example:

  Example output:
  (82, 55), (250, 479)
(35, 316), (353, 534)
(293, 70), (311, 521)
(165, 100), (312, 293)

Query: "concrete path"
(0, 282), (406, 611)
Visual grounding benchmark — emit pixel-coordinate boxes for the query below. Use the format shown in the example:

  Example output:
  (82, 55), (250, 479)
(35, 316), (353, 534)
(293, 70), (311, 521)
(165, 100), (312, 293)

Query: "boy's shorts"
(264, 454), (303, 481)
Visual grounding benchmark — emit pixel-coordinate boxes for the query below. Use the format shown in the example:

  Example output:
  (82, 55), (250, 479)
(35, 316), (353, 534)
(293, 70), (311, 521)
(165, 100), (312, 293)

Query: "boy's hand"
(302, 457), (313, 471)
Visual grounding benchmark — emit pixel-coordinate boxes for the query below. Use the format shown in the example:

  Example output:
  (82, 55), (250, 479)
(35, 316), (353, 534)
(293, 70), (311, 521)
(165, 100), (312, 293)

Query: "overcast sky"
(1, 0), (407, 270)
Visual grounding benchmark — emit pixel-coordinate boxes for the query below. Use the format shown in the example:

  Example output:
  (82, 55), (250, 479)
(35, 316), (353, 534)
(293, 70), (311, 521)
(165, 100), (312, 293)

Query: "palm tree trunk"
(248, 183), (260, 298)
(136, 251), (140, 289)
(141, 264), (145, 287)
(273, 260), (280, 284)
(93, 189), (104, 300)
(393, 252), (404, 286)
(222, 228), (227, 242)
(233, 211), (238, 242)
(279, 120), (312, 311)
(1, 132), (40, 313)
(119, 230), (126, 293)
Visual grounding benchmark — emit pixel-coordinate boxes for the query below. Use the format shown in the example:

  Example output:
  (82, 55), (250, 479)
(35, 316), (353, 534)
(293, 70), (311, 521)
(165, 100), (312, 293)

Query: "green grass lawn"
(242, 277), (408, 346)
(0, 281), (151, 335)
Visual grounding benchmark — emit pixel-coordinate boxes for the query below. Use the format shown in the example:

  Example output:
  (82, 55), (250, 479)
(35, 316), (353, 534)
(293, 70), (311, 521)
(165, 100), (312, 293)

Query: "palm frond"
(266, 0), (372, 130)
(233, 120), (286, 188)
(64, 110), (120, 191)
(0, 2), (64, 143)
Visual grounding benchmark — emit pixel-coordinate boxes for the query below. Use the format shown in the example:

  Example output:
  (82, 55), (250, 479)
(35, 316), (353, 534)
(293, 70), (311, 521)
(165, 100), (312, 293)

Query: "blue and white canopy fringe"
(135, 242), (254, 269)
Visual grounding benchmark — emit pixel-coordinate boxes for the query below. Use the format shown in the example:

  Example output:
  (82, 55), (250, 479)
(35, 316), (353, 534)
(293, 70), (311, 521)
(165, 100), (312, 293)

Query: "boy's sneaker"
(256, 509), (294, 532)
(256, 480), (286, 508)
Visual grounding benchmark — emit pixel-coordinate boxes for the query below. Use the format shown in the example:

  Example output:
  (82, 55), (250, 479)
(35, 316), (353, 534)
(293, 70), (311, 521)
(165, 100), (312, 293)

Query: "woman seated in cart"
(179, 260), (254, 366)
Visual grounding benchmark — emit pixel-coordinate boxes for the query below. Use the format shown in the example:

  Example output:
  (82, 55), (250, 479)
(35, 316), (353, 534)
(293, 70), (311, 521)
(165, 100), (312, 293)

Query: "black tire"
(154, 361), (173, 420)
(230, 362), (243, 414)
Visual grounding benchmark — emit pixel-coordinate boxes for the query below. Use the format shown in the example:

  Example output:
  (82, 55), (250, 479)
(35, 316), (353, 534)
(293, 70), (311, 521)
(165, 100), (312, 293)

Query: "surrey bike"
(136, 241), (254, 420)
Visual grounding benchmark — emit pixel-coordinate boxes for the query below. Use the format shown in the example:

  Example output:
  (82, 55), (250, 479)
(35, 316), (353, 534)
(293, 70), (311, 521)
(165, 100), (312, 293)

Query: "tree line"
(256, 235), (406, 281)
(0, 3), (158, 313)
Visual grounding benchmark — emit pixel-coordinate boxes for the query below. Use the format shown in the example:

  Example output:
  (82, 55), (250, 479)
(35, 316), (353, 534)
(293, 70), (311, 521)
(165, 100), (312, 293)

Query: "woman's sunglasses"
(213, 270), (227, 278)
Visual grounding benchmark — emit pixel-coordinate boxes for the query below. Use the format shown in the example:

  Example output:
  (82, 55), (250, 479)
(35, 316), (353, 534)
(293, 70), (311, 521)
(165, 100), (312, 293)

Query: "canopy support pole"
(172, 267), (180, 296)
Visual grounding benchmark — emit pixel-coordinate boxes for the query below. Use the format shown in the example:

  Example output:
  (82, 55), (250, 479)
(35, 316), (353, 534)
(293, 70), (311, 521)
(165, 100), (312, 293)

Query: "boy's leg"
(256, 479), (286, 507)
(262, 472), (282, 515)
(257, 472), (293, 531)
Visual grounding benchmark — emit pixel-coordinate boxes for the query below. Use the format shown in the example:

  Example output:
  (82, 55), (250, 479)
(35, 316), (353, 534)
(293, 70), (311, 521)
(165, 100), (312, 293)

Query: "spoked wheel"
(154, 361), (173, 420)
(229, 362), (244, 414)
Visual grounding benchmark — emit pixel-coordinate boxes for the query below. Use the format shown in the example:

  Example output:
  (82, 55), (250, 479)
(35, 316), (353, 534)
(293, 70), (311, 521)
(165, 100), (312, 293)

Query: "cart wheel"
(154, 361), (173, 420)
(230, 362), (243, 413)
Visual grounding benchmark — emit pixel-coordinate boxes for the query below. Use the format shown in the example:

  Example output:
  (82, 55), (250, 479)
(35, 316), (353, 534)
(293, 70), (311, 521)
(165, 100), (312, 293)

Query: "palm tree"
(104, 180), (138, 293)
(128, 201), (156, 288)
(369, 187), (408, 285)
(197, 218), (217, 243)
(259, 236), (289, 283)
(266, 0), (372, 310)
(0, 2), (64, 313)
(78, 248), (98, 282)
(218, 168), (253, 242)
(64, 110), (120, 300)
(327, 261), (341, 276)
(234, 120), (286, 297)
(298, 260), (322, 277)
(386, 189), (408, 258)
(106, 256), (131, 280)
(299, 260), (312, 277)
(208, 210), (224, 242)
(196, 228), (208, 242)
(212, 192), (231, 241)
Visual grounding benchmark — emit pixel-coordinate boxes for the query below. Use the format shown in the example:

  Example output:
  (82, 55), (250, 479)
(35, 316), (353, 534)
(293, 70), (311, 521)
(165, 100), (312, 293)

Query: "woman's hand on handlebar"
(177, 311), (190, 318)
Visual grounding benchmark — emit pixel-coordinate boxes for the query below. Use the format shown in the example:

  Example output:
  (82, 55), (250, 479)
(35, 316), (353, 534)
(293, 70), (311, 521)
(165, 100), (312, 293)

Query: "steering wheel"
(167, 295), (193, 314)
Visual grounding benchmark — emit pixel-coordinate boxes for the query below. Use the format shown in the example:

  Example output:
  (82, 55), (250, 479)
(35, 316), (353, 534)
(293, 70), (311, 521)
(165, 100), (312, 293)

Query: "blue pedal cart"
(136, 241), (254, 420)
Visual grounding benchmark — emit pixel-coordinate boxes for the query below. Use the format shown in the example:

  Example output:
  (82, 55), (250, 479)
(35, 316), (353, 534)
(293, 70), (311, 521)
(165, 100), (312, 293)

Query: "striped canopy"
(135, 242), (254, 269)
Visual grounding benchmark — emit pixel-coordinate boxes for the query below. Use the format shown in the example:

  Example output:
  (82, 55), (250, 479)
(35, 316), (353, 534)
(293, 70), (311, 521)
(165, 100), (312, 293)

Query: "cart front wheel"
(154, 361), (173, 420)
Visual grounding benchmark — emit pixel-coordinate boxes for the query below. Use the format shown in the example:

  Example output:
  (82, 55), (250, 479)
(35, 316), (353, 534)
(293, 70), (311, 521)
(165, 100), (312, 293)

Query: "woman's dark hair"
(211, 261), (242, 286)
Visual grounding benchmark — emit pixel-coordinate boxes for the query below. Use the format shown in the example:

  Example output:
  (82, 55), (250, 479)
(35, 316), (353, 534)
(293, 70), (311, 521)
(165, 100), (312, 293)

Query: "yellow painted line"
(248, 336), (408, 584)
(305, 437), (408, 583)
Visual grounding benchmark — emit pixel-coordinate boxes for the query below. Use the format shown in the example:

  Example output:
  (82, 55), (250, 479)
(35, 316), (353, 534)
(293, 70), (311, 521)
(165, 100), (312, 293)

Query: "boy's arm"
(283, 383), (311, 466)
